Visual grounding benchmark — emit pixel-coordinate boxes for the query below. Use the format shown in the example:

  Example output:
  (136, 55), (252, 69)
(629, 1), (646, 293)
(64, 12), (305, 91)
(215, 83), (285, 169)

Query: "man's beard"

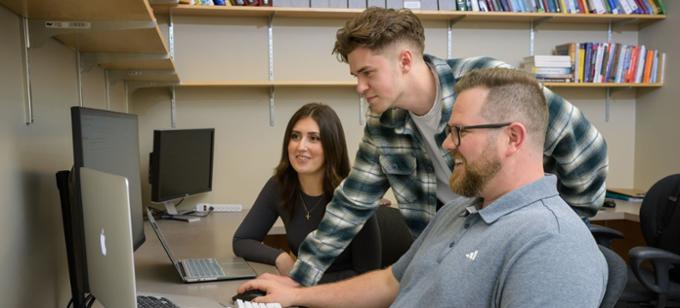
(449, 144), (501, 198)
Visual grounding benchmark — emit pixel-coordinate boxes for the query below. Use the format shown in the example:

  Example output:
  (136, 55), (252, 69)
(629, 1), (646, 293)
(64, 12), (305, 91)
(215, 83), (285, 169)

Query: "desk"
(134, 212), (279, 304)
(592, 200), (641, 222)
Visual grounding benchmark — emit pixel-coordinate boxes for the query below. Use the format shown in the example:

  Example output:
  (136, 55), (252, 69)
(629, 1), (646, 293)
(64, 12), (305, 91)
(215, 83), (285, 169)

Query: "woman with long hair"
(233, 103), (381, 283)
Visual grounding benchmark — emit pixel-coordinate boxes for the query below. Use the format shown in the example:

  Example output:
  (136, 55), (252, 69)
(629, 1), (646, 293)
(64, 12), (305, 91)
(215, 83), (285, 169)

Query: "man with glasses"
(238, 68), (607, 307)
(283, 7), (607, 287)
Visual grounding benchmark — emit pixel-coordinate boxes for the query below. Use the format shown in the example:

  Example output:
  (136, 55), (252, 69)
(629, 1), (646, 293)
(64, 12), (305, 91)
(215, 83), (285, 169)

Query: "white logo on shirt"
(465, 250), (478, 261)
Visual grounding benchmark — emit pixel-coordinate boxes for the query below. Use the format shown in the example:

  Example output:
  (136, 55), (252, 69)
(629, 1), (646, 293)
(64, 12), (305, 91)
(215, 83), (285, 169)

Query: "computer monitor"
(149, 128), (215, 214)
(71, 107), (146, 249)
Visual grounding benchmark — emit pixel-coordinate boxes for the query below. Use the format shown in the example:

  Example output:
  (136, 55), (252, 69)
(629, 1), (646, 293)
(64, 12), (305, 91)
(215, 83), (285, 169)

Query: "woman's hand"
(275, 252), (296, 276)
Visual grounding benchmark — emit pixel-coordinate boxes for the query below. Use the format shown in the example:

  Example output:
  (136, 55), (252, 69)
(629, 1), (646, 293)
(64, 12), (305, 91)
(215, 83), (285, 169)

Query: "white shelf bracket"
(267, 14), (275, 127)
(169, 10), (175, 60)
(105, 70), (111, 110)
(358, 95), (366, 126)
(447, 20), (453, 59)
(269, 86), (276, 127)
(170, 86), (177, 128)
(76, 48), (84, 107)
(20, 17), (33, 125)
(604, 87), (622, 123)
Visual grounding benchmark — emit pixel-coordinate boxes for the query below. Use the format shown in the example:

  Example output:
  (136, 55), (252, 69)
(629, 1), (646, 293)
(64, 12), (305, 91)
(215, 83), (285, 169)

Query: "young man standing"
(289, 8), (608, 286)
(239, 68), (608, 307)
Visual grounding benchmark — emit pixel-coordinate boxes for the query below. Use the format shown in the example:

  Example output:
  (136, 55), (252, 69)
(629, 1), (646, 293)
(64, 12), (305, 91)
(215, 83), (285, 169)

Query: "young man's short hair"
(333, 8), (425, 63)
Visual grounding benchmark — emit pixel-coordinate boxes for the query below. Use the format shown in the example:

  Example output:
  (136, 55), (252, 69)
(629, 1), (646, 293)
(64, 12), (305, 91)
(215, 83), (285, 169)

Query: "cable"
(66, 298), (73, 308)
(187, 206), (215, 217)
(85, 294), (95, 308)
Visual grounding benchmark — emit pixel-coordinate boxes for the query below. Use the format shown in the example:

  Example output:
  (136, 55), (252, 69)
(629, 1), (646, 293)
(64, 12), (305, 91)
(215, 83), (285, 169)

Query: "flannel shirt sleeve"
(542, 87), (608, 218)
(289, 125), (390, 286)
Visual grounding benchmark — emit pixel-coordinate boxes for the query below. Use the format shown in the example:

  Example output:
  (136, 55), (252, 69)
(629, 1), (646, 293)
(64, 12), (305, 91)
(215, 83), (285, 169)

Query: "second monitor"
(149, 128), (215, 215)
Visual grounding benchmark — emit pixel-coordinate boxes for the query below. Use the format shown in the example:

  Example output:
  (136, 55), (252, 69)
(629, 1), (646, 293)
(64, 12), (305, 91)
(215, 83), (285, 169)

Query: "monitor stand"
(162, 201), (199, 223)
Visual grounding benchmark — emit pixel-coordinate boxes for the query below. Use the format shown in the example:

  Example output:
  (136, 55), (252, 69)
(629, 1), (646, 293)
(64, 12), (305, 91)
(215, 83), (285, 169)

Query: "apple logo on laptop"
(99, 228), (107, 256)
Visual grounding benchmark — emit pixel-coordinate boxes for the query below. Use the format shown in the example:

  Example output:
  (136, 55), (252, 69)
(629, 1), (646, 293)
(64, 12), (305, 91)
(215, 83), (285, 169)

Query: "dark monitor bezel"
(149, 128), (215, 203)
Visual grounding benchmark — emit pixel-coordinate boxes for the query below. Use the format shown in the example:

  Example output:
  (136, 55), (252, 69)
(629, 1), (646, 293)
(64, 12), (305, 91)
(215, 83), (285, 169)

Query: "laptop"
(146, 207), (257, 283)
(80, 167), (224, 308)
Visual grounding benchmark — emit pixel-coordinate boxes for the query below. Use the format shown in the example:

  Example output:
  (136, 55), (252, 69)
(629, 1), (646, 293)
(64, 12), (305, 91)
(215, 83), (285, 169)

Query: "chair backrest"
(598, 245), (628, 308)
(639, 174), (680, 280)
(375, 206), (414, 268)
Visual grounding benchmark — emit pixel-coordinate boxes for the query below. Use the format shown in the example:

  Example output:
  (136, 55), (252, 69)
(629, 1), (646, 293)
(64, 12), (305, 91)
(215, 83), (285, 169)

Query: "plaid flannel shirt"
(289, 55), (608, 286)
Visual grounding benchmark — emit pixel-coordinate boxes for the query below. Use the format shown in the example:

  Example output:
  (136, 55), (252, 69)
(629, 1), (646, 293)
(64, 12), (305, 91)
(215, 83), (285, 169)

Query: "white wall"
(0, 5), (122, 306)
(133, 11), (642, 214)
(636, 1), (680, 190)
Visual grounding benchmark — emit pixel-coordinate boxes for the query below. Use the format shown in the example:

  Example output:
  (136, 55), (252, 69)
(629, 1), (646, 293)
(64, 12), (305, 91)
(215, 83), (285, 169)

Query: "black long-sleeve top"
(233, 177), (381, 283)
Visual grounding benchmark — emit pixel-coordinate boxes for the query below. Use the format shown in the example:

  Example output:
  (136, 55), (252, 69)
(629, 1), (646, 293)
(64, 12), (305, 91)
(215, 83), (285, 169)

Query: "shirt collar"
(478, 175), (561, 224)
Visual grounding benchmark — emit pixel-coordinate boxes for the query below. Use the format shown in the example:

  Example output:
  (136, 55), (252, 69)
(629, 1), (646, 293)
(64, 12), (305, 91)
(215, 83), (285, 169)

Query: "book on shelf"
(553, 42), (665, 84)
(523, 55), (572, 67)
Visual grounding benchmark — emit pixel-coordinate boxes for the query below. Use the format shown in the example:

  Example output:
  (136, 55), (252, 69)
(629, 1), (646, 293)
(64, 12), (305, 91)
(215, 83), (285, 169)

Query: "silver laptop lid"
(146, 208), (184, 271)
(81, 167), (137, 308)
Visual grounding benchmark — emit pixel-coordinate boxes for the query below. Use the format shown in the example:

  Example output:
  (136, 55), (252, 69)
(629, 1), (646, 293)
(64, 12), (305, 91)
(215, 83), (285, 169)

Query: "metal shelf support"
(267, 14), (275, 127)
(20, 17), (33, 125)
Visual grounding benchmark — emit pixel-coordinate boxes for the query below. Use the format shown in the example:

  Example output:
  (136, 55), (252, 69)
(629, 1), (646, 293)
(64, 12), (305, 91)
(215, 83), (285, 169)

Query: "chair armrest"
(589, 224), (624, 247)
(629, 246), (680, 294)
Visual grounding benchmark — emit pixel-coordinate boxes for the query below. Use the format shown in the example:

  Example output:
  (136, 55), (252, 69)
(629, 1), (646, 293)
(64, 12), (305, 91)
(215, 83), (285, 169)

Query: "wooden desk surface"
(591, 200), (641, 222)
(134, 212), (279, 304)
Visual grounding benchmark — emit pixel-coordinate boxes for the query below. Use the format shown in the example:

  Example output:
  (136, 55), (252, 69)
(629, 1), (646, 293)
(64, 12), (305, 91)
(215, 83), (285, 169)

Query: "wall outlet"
(195, 203), (243, 212)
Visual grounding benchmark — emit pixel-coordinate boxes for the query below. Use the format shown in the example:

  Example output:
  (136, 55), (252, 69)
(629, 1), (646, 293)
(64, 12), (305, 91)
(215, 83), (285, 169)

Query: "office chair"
(375, 206), (414, 268)
(619, 174), (680, 308)
(599, 245), (628, 308)
(590, 223), (624, 248)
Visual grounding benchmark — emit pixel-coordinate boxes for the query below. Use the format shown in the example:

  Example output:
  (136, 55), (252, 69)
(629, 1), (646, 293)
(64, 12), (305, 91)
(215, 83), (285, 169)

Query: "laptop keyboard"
(234, 299), (282, 308)
(137, 295), (180, 308)
(184, 258), (225, 278)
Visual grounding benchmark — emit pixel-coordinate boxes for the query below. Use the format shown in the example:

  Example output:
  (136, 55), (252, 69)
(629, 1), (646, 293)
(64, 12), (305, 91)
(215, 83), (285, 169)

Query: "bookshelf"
(159, 5), (664, 25)
(155, 4), (666, 89)
(0, 0), (178, 81)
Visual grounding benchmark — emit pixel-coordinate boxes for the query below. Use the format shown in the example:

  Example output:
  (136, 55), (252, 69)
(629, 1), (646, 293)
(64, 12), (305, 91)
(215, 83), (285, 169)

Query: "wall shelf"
(179, 80), (662, 89)
(0, 0), (178, 81)
(156, 4), (664, 26)
(544, 82), (663, 88)
(179, 80), (356, 87)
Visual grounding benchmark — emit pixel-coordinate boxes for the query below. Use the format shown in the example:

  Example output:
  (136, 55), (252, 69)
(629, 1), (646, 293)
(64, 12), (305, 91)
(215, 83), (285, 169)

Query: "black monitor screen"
(150, 129), (215, 202)
(71, 107), (145, 250)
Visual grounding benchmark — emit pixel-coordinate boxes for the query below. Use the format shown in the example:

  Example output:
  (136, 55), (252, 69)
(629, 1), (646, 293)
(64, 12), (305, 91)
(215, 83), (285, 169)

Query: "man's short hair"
(332, 8), (425, 63)
(455, 68), (548, 147)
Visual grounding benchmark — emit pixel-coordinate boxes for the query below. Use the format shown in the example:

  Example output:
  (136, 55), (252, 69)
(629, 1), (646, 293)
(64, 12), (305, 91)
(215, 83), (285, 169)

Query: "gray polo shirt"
(391, 175), (607, 307)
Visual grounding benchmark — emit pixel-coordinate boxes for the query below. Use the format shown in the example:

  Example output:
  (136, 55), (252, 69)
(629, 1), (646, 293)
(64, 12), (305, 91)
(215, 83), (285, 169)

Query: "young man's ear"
(398, 49), (413, 73)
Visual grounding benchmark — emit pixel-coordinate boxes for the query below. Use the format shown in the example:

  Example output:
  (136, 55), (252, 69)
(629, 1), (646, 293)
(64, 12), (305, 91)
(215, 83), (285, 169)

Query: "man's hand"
(259, 272), (300, 288)
(237, 276), (300, 307)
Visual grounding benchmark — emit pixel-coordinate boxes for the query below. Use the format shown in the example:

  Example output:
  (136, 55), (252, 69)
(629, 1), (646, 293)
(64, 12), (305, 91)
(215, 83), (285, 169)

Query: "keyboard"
(234, 299), (282, 308)
(137, 295), (180, 308)
(183, 258), (225, 278)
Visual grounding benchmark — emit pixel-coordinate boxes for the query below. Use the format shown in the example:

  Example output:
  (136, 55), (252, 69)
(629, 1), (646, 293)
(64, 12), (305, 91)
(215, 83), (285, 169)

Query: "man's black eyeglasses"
(444, 122), (512, 147)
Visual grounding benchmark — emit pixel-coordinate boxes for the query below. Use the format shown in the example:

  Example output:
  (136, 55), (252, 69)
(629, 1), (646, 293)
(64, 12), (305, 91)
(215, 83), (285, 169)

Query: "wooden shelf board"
(100, 58), (176, 71)
(0, 0), (154, 21)
(160, 5), (665, 24)
(180, 81), (662, 89)
(180, 80), (357, 87)
(544, 82), (663, 88)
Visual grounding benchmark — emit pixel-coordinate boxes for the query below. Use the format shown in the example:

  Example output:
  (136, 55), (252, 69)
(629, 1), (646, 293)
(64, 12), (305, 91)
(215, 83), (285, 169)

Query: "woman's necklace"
(299, 191), (323, 220)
